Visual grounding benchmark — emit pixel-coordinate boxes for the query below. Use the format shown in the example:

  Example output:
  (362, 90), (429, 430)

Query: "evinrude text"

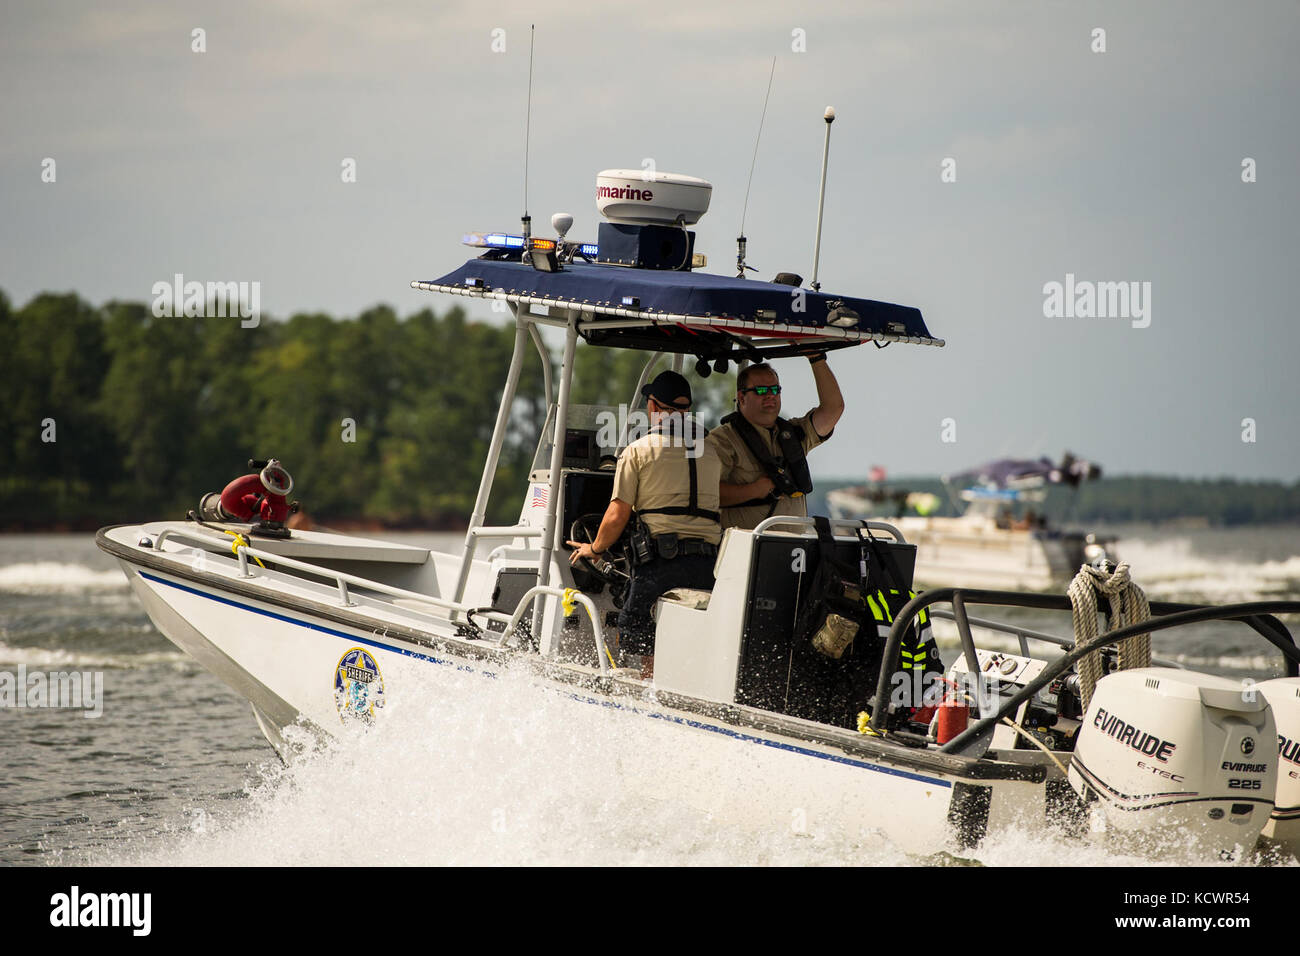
(1093, 707), (1176, 761)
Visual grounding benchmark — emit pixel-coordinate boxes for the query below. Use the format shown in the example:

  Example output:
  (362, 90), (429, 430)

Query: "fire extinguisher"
(934, 677), (970, 745)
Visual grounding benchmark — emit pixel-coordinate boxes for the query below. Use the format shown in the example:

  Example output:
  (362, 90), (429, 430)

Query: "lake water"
(1, 526), (1297, 866)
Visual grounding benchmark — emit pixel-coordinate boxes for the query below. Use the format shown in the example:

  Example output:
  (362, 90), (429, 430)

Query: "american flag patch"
(531, 485), (548, 508)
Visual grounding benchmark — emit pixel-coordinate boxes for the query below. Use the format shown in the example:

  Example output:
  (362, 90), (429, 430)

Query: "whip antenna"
(522, 24), (535, 241)
(810, 105), (835, 292)
(737, 56), (777, 278)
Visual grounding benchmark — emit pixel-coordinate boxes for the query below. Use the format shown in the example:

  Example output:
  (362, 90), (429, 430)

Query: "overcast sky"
(3, 1), (1297, 481)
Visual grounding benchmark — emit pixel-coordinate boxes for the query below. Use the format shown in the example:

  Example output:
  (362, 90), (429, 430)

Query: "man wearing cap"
(567, 370), (721, 678)
(708, 353), (845, 530)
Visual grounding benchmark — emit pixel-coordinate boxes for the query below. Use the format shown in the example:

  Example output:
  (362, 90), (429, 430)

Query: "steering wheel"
(568, 514), (632, 593)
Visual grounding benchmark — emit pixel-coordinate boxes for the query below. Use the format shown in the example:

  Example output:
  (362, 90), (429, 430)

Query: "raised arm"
(807, 352), (845, 437)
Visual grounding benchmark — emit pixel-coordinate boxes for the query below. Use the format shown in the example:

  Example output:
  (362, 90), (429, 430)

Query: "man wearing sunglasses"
(567, 370), (722, 677)
(708, 353), (845, 530)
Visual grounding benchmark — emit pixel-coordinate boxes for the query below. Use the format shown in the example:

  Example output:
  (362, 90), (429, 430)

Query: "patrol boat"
(96, 167), (1300, 859)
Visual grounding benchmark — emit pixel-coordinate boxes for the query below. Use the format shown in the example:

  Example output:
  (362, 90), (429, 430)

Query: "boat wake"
(1119, 538), (1300, 604)
(0, 638), (189, 671)
(0, 561), (129, 595)
(82, 657), (1288, 867)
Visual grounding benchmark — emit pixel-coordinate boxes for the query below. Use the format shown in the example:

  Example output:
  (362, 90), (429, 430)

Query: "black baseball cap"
(641, 370), (692, 409)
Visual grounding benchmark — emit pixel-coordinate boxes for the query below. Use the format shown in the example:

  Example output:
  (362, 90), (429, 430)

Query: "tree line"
(0, 290), (727, 529)
(2, 289), (1295, 530)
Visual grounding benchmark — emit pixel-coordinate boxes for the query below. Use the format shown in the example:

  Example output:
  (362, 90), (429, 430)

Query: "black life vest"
(720, 411), (814, 508)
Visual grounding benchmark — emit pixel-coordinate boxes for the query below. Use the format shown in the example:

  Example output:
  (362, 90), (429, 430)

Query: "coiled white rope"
(1068, 562), (1151, 710)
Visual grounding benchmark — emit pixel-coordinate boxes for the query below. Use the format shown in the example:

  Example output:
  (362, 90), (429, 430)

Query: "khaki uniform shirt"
(612, 431), (722, 545)
(707, 410), (831, 530)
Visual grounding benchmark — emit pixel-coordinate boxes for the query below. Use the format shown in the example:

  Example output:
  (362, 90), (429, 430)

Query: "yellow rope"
(222, 530), (265, 569)
(562, 588), (617, 671)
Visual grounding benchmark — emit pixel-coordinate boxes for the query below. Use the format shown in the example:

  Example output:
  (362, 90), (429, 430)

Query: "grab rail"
(752, 515), (907, 544)
(926, 608), (1185, 668)
(469, 525), (545, 539)
(147, 528), (609, 668)
(456, 524), (547, 622)
(502, 585), (612, 674)
(153, 525), (238, 555)
(150, 526), (469, 618)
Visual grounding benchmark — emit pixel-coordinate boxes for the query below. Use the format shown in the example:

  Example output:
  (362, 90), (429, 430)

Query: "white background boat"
(829, 456), (1116, 591)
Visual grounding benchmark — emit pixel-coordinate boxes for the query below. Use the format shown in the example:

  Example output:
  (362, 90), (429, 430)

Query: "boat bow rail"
(142, 524), (464, 617)
(126, 523), (617, 673)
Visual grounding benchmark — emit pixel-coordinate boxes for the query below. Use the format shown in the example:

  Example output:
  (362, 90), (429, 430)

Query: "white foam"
(1119, 539), (1300, 602)
(0, 638), (188, 670)
(95, 655), (1288, 867)
(0, 561), (128, 595)
(97, 660), (921, 866)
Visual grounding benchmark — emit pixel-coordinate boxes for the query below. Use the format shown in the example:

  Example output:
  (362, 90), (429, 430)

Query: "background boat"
(828, 455), (1115, 591)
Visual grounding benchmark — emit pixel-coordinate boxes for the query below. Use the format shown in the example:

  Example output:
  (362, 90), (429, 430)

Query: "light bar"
(463, 232), (527, 250)
(529, 237), (561, 273)
(464, 231), (599, 259)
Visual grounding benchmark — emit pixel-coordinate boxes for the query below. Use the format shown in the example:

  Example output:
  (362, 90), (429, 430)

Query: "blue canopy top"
(413, 258), (942, 360)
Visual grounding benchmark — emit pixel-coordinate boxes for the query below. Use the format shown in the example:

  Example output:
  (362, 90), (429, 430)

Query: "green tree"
(2, 293), (117, 521)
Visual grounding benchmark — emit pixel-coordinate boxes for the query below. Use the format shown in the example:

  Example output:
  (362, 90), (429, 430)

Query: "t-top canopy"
(413, 259), (942, 361)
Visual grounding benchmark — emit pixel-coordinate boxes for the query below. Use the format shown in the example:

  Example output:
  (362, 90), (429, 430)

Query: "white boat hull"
(826, 500), (1105, 590)
(100, 517), (1297, 863)
(104, 530), (1055, 857)
(897, 516), (1087, 591)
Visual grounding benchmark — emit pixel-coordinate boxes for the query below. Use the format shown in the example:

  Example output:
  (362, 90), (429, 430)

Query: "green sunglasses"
(739, 385), (782, 396)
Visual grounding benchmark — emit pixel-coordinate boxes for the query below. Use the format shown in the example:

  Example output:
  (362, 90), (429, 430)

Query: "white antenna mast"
(522, 24), (535, 243)
(737, 56), (777, 279)
(810, 105), (835, 292)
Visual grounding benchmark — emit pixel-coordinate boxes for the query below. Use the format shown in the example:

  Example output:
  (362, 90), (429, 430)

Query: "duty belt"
(650, 535), (718, 559)
(674, 538), (718, 557)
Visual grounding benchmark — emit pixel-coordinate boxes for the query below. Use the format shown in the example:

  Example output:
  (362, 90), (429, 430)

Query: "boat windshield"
(529, 403), (625, 472)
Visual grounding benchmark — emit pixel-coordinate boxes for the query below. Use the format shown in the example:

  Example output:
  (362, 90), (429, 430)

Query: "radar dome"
(595, 169), (712, 226)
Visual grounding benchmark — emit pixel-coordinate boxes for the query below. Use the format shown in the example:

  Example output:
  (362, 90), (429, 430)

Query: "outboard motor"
(199, 459), (298, 538)
(1256, 677), (1300, 854)
(1068, 667), (1277, 857)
